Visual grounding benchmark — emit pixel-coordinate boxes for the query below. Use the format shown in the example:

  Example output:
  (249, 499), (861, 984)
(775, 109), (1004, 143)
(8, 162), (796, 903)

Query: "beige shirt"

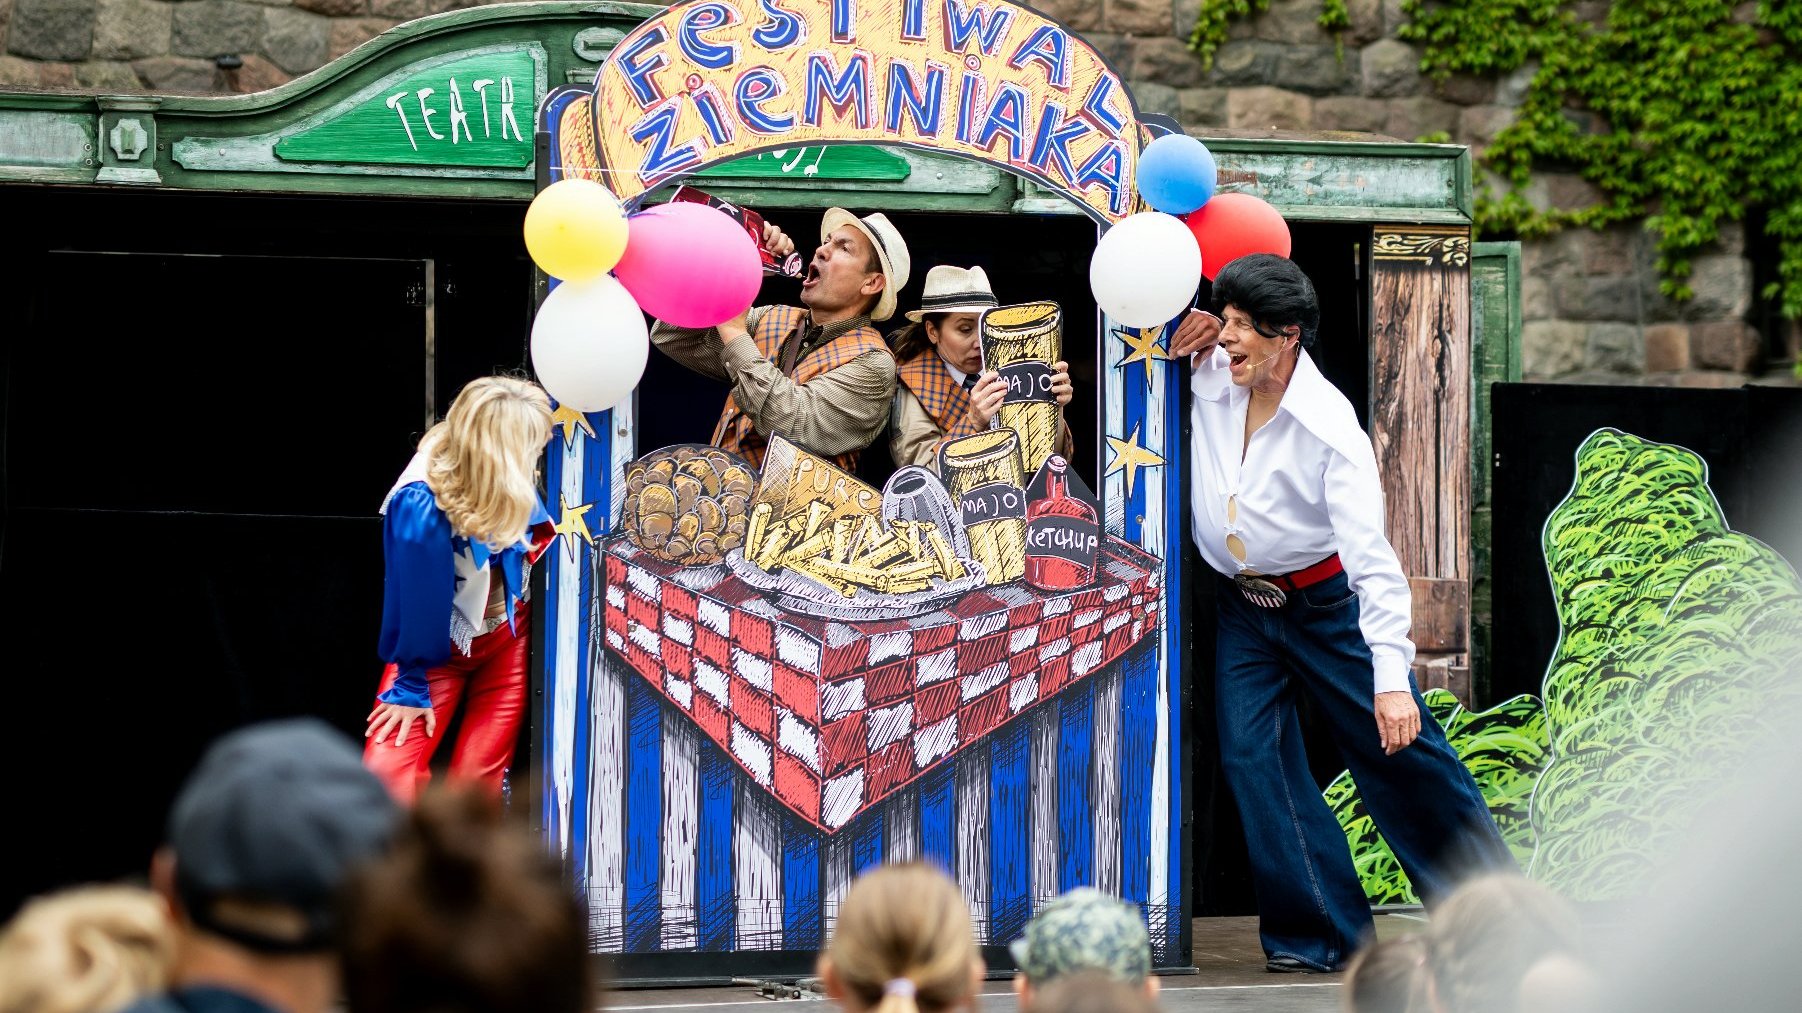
(889, 384), (950, 469)
(652, 307), (898, 458)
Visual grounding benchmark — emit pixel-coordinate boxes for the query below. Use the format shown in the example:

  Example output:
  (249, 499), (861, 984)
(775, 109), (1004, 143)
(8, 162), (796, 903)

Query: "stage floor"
(605, 914), (1427, 1013)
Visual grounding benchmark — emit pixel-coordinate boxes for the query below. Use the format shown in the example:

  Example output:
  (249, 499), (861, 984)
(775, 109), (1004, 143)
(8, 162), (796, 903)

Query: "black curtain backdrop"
(0, 188), (532, 918)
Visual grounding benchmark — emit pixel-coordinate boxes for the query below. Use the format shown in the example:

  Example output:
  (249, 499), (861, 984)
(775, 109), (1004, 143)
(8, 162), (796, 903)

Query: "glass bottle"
(1024, 455), (1099, 591)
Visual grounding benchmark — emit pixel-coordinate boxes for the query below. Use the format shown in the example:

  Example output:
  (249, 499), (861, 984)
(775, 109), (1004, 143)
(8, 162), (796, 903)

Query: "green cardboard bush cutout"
(1325, 690), (1549, 905)
(1531, 428), (1802, 899)
(1328, 428), (1802, 904)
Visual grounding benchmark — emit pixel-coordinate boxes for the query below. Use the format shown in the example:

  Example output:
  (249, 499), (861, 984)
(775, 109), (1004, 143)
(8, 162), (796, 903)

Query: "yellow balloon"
(523, 178), (629, 283)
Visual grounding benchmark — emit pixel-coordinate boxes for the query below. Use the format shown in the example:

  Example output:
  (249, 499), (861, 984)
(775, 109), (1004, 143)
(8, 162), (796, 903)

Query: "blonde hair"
(1426, 875), (1584, 1013)
(421, 376), (552, 550)
(826, 864), (977, 1013)
(0, 886), (173, 1013)
(1343, 935), (1432, 1013)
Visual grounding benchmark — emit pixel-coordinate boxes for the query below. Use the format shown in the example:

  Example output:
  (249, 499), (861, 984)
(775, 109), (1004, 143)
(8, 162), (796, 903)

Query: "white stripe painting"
(661, 712), (699, 951)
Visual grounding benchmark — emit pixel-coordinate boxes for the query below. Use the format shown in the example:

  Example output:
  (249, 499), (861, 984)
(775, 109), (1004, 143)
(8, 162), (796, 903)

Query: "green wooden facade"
(0, 3), (1472, 220)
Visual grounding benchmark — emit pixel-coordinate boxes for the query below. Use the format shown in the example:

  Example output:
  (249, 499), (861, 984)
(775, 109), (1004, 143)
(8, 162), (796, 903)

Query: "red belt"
(1263, 553), (1343, 593)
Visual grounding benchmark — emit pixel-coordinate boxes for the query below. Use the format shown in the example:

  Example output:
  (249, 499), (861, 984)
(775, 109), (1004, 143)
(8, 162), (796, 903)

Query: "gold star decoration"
(551, 404), (597, 443)
(1104, 423), (1166, 499)
(1115, 326), (1172, 372)
(551, 494), (595, 559)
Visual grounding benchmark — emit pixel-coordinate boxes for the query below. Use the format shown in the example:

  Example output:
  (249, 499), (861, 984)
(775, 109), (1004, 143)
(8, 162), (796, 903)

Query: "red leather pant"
(364, 602), (529, 805)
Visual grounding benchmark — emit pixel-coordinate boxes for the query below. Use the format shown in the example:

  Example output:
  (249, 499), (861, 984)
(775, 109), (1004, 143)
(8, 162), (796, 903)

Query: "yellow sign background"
(582, 0), (1142, 222)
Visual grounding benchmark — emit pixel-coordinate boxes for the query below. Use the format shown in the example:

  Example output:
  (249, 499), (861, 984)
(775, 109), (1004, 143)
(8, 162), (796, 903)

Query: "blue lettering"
(693, 82), (736, 146)
(1073, 140), (1127, 216)
(974, 81), (1030, 162)
(734, 66), (795, 135)
(615, 27), (669, 108)
(1027, 99), (1089, 180)
(1080, 73), (1126, 134)
(752, 0), (804, 50)
(954, 71), (985, 145)
(629, 100), (703, 186)
(1007, 25), (1069, 88)
(942, 0), (1014, 56)
(677, 2), (739, 71)
(885, 59), (946, 136)
(804, 51), (872, 130)
(831, 0), (855, 43)
(901, 0), (926, 40)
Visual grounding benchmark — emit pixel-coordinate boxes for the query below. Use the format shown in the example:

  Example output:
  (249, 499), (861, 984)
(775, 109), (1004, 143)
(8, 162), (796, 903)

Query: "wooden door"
(1369, 225), (1474, 701)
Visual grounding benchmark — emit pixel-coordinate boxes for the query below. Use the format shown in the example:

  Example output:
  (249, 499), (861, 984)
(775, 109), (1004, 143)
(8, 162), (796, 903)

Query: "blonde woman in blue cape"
(363, 376), (555, 804)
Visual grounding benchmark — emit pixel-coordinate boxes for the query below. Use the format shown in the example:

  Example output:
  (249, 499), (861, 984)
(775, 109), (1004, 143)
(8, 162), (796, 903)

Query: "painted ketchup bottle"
(1024, 455), (1100, 591)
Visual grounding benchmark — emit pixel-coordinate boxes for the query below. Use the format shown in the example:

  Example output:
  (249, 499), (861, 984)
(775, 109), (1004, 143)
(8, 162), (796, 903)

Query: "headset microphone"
(1226, 340), (1295, 373)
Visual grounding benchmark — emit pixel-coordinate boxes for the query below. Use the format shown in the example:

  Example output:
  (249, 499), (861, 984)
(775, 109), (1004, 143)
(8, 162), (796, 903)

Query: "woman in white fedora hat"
(886, 265), (1073, 469)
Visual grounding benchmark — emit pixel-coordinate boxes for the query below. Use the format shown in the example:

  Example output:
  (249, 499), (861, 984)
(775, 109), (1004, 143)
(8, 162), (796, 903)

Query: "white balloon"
(530, 275), (649, 412)
(1088, 211), (1202, 328)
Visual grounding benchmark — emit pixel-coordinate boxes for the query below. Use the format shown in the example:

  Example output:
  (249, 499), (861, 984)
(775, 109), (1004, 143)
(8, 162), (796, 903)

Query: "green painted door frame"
(1470, 241), (1525, 702)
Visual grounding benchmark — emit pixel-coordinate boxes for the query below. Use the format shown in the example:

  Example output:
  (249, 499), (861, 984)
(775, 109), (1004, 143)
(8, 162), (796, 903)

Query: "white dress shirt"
(1188, 346), (1415, 695)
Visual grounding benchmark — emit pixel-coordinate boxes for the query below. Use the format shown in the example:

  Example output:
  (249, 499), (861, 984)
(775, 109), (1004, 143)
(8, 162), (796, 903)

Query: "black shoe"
(1265, 956), (1332, 973)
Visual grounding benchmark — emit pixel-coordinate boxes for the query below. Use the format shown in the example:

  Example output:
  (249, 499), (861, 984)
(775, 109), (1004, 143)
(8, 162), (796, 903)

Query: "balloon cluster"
(523, 180), (763, 412)
(1089, 135), (1292, 328)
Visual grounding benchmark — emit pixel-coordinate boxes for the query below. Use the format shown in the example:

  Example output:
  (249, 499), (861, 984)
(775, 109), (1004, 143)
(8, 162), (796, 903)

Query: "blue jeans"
(1215, 571), (1514, 969)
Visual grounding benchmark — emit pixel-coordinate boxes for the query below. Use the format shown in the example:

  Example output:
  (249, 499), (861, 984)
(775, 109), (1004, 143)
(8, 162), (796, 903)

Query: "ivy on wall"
(1188, 0), (1349, 67)
(1189, 0), (1802, 319)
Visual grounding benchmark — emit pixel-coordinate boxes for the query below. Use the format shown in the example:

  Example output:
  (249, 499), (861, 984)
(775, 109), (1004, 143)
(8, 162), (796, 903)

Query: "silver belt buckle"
(1234, 573), (1288, 609)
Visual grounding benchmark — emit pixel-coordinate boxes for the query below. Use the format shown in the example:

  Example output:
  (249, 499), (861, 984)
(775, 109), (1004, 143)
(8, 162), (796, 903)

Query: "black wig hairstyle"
(1209, 253), (1320, 348)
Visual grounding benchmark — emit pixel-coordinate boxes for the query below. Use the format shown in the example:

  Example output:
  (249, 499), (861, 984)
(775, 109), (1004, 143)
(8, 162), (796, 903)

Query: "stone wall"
(0, 0), (456, 93)
(0, 0), (1783, 384)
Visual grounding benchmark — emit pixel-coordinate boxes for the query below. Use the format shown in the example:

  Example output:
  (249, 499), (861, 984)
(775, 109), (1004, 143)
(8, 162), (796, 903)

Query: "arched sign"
(562, 0), (1144, 222)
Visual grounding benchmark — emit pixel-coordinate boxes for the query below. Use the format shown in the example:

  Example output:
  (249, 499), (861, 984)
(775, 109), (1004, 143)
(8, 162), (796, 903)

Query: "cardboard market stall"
(0, 0), (1517, 964)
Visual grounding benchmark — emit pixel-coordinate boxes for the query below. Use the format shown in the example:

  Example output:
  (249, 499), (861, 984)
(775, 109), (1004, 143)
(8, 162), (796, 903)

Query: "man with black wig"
(1170, 253), (1513, 973)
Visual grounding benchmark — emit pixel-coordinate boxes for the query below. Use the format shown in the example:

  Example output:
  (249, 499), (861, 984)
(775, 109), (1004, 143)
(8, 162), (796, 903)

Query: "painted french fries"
(741, 512), (969, 597)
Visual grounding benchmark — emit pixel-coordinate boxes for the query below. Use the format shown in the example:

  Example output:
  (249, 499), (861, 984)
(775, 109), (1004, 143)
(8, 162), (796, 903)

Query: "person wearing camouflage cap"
(1008, 889), (1159, 1009)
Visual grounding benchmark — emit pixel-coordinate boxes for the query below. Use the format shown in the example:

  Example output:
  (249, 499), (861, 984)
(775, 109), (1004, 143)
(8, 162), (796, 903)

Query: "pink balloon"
(613, 202), (763, 328)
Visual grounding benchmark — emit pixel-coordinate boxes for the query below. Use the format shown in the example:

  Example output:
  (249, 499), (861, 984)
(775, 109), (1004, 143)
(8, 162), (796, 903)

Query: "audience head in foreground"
(130, 719), (399, 1013)
(1010, 888), (1157, 1010)
(0, 886), (173, 1013)
(819, 863), (981, 1013)
(340, 787), (592, 1013)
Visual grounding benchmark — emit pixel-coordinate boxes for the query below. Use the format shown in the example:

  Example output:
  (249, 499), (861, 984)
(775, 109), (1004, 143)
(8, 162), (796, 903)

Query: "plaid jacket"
(895, 352), (983, 457)
(712, 305), (889, 471)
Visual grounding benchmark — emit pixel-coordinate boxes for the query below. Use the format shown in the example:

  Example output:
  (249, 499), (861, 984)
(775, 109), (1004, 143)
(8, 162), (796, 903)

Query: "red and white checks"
(601, 535), (1162, 832)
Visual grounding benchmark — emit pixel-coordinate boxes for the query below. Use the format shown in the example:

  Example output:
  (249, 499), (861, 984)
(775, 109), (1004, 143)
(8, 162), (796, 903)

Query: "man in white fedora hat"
(651, 208), (910, 472)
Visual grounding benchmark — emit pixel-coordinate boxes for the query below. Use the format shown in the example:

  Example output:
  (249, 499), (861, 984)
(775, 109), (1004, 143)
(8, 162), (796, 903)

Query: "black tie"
(961, 373), (977, 391)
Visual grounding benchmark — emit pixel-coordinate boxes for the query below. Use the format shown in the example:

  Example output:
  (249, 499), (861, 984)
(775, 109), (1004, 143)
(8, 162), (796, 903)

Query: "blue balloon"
(1136, 134), (1218, 216)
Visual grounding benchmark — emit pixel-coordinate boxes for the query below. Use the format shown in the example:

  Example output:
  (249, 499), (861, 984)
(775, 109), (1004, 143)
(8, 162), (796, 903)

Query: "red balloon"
(1184, 193), (1292, 279)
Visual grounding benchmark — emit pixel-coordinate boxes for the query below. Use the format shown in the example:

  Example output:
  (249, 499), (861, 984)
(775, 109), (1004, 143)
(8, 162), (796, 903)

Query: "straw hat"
(904, 265), (999, 323)
(820, 208), (911, 322)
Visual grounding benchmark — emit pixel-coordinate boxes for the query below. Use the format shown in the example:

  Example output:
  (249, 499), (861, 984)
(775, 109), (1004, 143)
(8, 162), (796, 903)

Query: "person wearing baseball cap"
(884, 264), (1074, 469)
(651, 208), (909, 472)
(1008, 889), (1159, 1010)
(121, 720), (399, 1013)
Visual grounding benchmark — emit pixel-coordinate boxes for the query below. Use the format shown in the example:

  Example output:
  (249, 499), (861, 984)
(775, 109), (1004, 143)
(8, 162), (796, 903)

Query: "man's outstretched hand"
(1169, 308), (1224, 361)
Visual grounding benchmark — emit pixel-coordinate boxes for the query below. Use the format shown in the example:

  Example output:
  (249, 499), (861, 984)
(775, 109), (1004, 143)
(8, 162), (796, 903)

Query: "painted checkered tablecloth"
(601, 534), (1162, 833)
